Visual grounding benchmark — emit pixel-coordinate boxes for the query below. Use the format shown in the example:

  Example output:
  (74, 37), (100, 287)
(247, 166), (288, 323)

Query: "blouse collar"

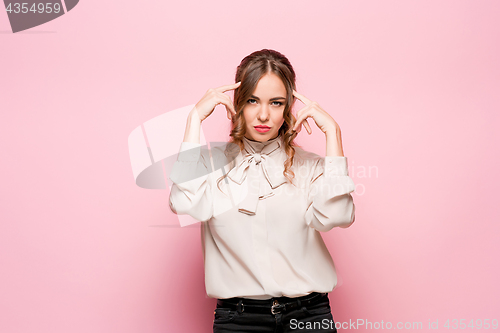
(227, 134), (288, 216)
(241, 134), (284, 154)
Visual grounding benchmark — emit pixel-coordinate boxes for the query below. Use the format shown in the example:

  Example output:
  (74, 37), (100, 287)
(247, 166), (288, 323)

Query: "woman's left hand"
(292, 90), (340, 135)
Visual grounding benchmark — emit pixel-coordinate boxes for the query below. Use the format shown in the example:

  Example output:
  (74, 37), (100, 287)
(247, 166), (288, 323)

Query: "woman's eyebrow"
(250, 95), (286, 101)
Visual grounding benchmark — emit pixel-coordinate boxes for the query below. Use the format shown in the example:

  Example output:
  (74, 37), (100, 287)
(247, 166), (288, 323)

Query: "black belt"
(216, 292), (327, 315)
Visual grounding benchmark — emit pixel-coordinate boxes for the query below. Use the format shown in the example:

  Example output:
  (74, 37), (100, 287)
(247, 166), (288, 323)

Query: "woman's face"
(243, 73), (287, 142)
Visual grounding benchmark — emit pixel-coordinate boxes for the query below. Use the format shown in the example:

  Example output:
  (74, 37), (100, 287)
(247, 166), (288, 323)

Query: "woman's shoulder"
(290, 146), (324, 183)
(293, 145), (323, 165)
(207, 141), (240, 165)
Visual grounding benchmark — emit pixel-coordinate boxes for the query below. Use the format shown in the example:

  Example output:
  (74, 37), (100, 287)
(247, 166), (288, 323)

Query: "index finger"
(293, 90), (312, 105)
(217, 81), (241, 93)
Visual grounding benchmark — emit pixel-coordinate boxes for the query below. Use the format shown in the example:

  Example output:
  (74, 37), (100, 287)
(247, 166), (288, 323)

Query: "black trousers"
(213, 293), (338, 333)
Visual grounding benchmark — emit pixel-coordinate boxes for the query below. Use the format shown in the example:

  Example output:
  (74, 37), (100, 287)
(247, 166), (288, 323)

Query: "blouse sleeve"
(168, 142), (214, 222)
(304, 156), (356, 232)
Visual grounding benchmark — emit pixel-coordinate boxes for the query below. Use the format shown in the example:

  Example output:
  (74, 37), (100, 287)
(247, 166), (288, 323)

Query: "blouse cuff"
(324, 156), (349, 178)
(177, 142), (203, 162)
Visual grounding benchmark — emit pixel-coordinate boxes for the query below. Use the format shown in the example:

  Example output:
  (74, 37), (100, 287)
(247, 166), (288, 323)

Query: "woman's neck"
(243, 133), (280, 143)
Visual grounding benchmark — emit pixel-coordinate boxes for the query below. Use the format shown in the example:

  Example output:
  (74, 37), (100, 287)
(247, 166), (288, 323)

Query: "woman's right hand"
(193, 82), (241, 122)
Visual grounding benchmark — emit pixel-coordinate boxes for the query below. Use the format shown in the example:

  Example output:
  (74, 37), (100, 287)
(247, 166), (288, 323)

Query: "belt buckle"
(271, 300), (283, 315)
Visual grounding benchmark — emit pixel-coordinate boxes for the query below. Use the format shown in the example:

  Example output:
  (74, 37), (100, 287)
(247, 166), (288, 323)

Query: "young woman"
(169, 49), (356, 333)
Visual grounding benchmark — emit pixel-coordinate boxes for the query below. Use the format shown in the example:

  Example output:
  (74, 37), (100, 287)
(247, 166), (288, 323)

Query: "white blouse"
(168, 134), (356, 300)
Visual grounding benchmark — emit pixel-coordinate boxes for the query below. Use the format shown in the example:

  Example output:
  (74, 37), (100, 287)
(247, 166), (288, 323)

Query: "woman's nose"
(257, 105), (270, 122)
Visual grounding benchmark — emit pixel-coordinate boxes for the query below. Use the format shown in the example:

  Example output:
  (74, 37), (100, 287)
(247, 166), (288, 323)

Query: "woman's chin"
(256, 133), (270, 141)
(245, 129), (279, 142)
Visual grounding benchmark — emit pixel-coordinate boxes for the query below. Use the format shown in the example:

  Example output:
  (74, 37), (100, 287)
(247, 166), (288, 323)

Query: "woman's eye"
(272, 101), (283, 107)
(247, 99), (257, 104)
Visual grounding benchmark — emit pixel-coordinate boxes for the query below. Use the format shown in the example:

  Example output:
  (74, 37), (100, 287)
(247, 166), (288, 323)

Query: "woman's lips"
(254, 126), (270, 133)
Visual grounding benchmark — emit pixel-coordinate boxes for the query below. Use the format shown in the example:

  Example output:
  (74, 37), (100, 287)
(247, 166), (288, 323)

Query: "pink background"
(1, 0), (499, 332)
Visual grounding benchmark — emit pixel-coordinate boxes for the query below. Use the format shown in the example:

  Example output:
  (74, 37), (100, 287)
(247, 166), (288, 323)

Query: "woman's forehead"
(252, 73), (287, 98)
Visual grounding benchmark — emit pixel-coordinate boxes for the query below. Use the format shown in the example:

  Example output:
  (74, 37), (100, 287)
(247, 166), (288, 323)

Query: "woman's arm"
(292, 90), (345, 158)
(169, 141), (214, 222)
(183, 109), (202, 144)
(325, 127), (344, 157)
(304, 155), (356, 232)
(169, 82), (240, 222)
(292, 90), (356, 231)
(183, 82), (240, 144)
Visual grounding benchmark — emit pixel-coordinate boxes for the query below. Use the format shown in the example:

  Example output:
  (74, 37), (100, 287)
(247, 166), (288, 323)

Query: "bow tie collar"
(227, 135), (288, 215)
